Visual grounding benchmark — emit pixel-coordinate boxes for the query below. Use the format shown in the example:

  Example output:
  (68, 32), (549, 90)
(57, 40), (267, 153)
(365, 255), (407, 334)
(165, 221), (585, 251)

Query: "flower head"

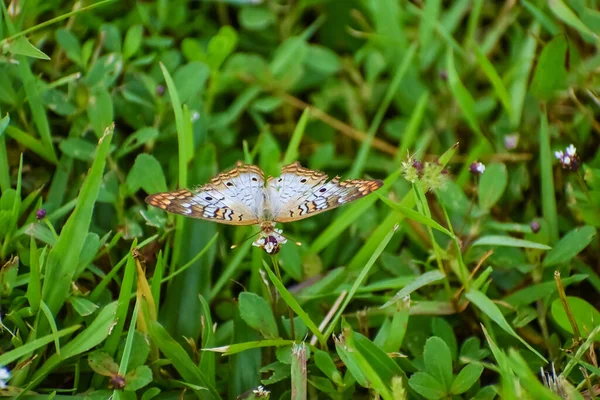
(555, 144), (579, 171)
(253, 385), (270, 398)
(469, 161), (485, 176)
(530, 220), (541, 234)
(36, 208), (47, 220)
(0, 367), (11, 389)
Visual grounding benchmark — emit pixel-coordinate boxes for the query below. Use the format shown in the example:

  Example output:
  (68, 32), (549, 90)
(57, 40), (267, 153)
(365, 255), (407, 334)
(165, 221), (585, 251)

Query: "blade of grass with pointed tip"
(25, 302), (118, 391)
(381, 271), (446, 309)
(0, 324), (80, 367)
(204, 339), (297, 356)
(466, 290), (546, 362)
(41, 125), (113, 321)
(4, 126), (57, 164)
(103, 241), (136, 357)
(376, 193), (453, 238)
(117, 299), (140, 376)
(324, 227), (396, 338)
(146, 318), (220, 399)
(472, 236), (551, 250)
(261, 259), (326, 346)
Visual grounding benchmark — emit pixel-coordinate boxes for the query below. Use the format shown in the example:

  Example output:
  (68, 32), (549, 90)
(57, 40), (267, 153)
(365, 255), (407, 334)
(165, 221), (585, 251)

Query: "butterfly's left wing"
(145, 163), (265, 225)
(266, 162), (382, 223)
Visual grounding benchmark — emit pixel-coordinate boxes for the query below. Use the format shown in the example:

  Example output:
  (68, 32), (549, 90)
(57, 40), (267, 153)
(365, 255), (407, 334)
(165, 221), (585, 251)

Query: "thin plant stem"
(271, 254), (295, 340)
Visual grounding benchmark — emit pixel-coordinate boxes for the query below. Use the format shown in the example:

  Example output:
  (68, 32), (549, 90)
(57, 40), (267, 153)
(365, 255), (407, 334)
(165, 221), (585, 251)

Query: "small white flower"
(469, 161), (486, 175)
(0, 367), (11, 388)
(253, 385), (270, 397)
(555, 145), (580, 171)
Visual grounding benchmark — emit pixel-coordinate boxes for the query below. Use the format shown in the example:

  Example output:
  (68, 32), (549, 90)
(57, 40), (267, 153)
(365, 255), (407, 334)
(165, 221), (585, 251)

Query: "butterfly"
(145, 161), (383, 254)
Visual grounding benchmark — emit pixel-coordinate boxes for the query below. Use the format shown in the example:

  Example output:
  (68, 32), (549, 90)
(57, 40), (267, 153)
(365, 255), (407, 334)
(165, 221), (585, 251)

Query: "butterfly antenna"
(230, 230), (262, 249)
(279, 231), (302, 247)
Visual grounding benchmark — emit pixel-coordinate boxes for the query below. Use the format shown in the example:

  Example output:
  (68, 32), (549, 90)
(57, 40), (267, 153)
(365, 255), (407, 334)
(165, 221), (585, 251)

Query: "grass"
(0, 0), (600, 399)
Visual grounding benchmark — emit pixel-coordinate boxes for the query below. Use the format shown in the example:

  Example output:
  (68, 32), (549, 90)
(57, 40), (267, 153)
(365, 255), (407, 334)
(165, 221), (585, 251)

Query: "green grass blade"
(394, 91), (429, 165)
(39, 301), (61, 355)
(283, 107), (310, 165)
(509, 22), (539, 128)
(26, 302), (119, 391)
(4, 126), (57, 164)
(539, 109), (559, 242)
(261, 259), (326, 346)
(446, 49), (485, 142)
(474, 46), (513, 119)
(0, 0), (115, 45)
(41, 124), (113, 318)
(548, 0), (597, 41)
(0, 324), (80, 366)
(102, 241), (137, 357)
(323, 227), (396, 338)
(17, 57), (57, 162)
(117, 299), (140, 376)
(380, 271), (446, 309)
(146, 318), (221, 399)
(204, 339), (297, 356)
(466, 290), (546, 362)
(350, 43), (417, 178)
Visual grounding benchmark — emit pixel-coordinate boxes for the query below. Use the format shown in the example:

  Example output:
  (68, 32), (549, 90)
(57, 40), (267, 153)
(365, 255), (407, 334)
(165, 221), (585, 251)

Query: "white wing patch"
(145, 163), (265, 225)
(266, 162), (382, 223)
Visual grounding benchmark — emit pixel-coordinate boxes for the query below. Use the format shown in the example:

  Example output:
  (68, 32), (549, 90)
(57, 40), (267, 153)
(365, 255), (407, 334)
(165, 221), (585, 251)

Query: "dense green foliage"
(0, 0), (599, 399)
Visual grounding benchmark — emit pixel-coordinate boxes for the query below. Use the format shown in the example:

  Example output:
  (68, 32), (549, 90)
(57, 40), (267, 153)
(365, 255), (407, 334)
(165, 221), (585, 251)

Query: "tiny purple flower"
(469, 161), (485, 176)
(156, 85), (165, 97)
(412, 160), (424, 175)
(36, 208), (47, 220)
(530, 221), (541, 234)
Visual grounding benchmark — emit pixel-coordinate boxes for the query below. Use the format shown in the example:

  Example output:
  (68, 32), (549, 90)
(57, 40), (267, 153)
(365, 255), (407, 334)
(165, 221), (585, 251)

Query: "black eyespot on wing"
(226, 182), (233, 187)
(205, 196), (212, 201)
(252, 177), (258, 182)
(319, 188), (326, 193)
(300, 178), (307, 183)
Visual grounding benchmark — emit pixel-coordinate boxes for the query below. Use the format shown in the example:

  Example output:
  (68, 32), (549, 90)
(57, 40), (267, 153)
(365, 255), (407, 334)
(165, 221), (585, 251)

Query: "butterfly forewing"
(266, 162), (383, 223)
(145, 163), (264, 225)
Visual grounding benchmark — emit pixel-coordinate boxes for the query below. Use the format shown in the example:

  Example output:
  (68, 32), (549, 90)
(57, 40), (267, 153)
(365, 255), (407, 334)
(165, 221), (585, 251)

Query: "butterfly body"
(146, 162), (382, 253)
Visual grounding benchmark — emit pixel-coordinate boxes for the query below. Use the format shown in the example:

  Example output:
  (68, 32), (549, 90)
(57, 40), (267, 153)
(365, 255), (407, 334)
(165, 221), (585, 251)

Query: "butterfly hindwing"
(266, 162), (382, 223)
(145, 163), (264, 225)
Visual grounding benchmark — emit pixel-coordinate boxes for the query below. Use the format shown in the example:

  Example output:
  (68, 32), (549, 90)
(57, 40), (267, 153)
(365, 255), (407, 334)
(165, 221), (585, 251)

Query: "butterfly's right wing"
(145, 163), (265, 225)
(267, 162), (382, 223)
